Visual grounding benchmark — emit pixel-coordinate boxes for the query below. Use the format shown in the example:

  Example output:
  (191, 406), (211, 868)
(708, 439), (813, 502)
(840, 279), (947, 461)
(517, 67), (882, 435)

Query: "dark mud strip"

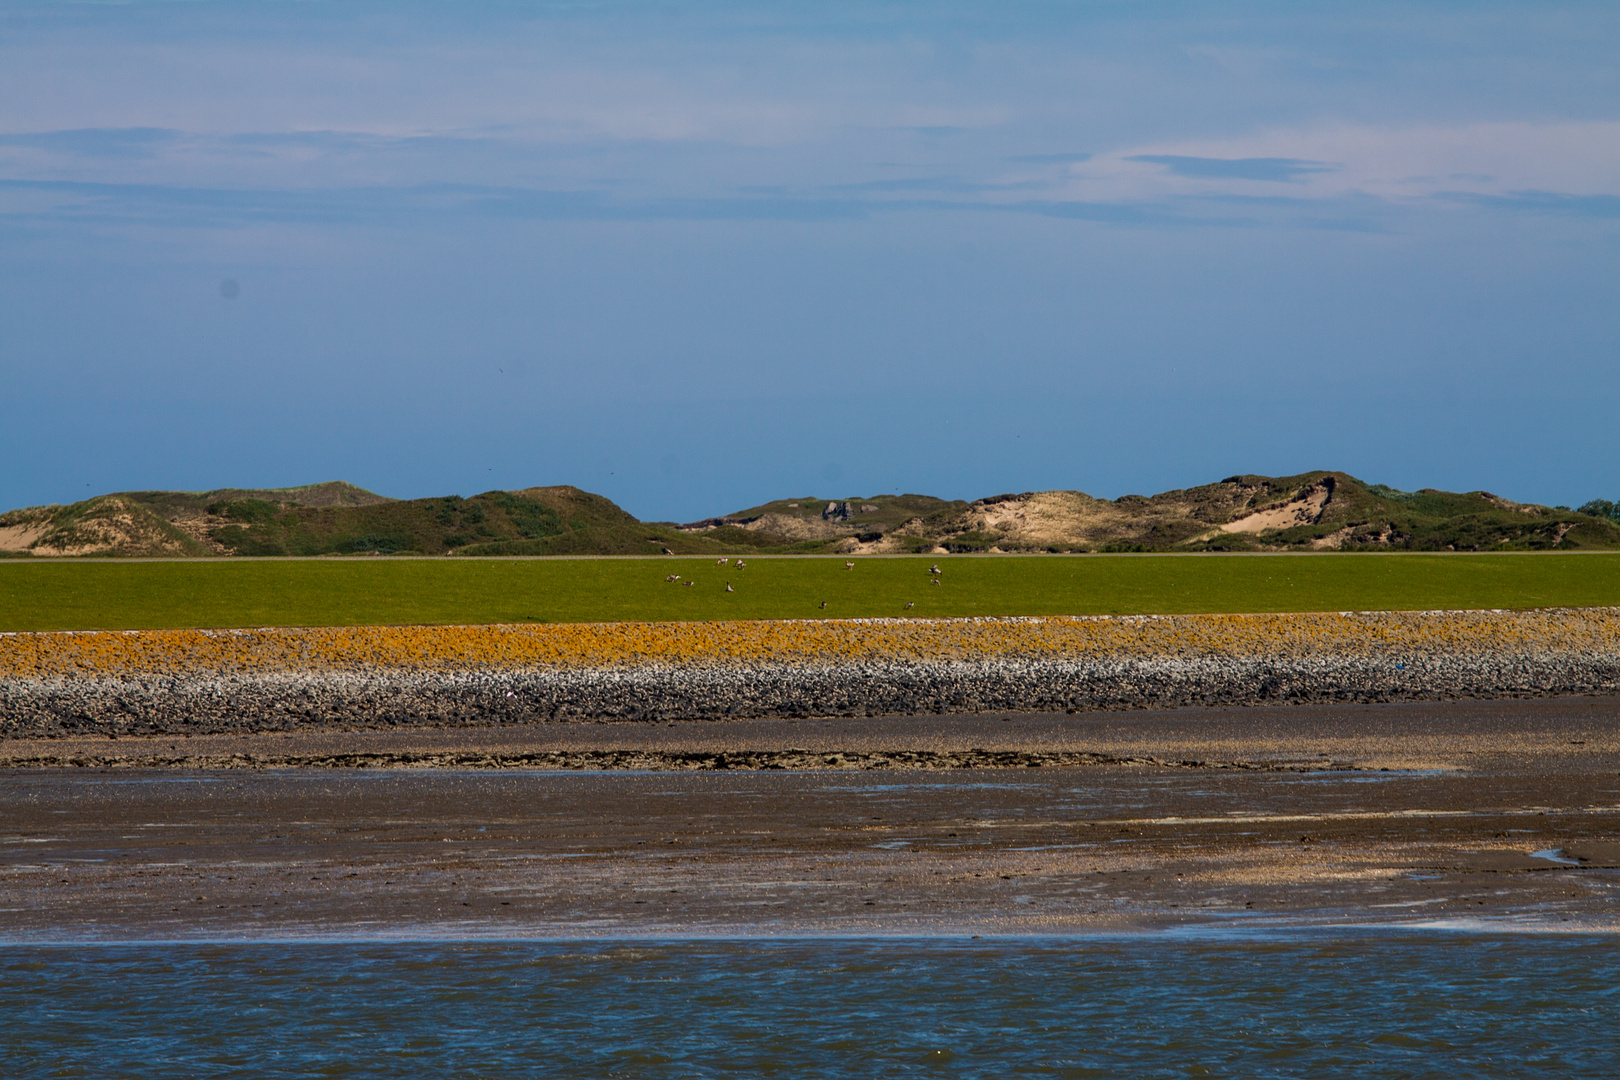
(6, 695), (1618, 773)
(0, 748), (1362, 771)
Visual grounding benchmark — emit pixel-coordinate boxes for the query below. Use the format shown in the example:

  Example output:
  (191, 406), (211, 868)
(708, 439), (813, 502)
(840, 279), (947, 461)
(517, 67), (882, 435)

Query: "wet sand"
(4, 697), (1619, 940)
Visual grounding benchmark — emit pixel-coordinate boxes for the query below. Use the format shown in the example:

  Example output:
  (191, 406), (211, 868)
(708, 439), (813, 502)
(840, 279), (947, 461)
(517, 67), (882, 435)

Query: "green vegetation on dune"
(125, 480), (390, 515)
(3, 553), (1620, 632)
(7, 471), (1620, 559)
(196, 485), (660, 557)
(0, 484), (805, 560)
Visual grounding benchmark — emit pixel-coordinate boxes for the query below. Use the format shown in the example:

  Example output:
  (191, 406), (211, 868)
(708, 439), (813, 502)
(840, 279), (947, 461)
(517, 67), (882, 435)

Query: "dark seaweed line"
(0, 749), (1366, 772)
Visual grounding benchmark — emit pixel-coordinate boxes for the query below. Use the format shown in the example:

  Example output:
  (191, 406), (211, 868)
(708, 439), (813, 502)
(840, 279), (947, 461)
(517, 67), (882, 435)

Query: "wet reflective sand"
(3, 697), (1618, 939)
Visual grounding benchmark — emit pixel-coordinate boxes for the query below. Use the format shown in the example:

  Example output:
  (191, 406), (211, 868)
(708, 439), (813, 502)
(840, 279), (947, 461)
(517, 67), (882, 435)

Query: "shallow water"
(5, 934), (1617, 1078)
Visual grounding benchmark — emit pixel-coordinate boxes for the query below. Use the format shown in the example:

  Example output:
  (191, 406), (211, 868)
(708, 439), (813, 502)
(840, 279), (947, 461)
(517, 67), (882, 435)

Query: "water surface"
(5, 934), (1616, 1077)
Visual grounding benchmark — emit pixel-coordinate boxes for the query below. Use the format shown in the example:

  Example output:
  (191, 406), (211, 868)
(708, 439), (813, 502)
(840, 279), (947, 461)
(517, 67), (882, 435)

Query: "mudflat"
(3, 697), (1618, 940)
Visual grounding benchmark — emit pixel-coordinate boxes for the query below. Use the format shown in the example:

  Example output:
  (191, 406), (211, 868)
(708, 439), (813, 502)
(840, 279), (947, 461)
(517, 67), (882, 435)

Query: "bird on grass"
(929, 564), (941, 574)
(717, 558), (729, 566)
(904, 602), (914, 610)
(819, 601), (827, 609)
(930, 578), (940, 586)
(844, 561), (855, 570)
(725, 582), (734, 592)
(735, 560), (746, 569)
(665, 573), (681, 582)
(683, 581), (695, 587)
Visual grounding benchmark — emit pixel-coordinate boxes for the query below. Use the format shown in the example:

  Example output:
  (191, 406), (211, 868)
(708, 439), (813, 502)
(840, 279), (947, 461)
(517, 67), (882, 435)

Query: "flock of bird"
(661, 558), (943, 613)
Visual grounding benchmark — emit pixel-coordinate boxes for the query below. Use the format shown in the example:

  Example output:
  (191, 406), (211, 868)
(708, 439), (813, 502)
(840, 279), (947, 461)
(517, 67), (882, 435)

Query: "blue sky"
(3, 1), (1618, 520)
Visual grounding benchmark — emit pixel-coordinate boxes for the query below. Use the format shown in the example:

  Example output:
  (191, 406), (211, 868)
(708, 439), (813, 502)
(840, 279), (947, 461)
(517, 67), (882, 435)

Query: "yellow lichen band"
(2, 610), (1617, 679)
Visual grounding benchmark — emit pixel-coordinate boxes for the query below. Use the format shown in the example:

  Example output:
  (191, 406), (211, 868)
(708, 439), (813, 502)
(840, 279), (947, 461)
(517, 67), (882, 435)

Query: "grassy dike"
(5, 553), (1620, 632)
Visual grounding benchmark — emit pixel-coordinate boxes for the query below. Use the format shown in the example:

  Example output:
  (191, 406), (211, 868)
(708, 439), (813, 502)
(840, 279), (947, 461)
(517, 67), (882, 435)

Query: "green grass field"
(3, 553), (1620, 632)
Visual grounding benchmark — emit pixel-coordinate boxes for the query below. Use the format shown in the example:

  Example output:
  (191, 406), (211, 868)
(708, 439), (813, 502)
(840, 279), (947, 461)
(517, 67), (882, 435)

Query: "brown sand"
(3, 697), (1618, 940)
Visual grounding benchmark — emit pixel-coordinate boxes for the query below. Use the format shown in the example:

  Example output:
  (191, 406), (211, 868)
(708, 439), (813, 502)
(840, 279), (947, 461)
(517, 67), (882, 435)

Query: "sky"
(3, 1), (1618, 521)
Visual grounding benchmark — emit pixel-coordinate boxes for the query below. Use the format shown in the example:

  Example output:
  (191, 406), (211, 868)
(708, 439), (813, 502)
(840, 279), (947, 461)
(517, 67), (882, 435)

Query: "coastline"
(6, 608), (1620, 736)
(7, 616), (1618, 941)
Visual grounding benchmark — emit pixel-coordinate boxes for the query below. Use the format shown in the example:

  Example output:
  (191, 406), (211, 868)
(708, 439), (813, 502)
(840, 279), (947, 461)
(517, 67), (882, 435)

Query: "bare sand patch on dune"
(734, 512), (848, 541)
(970, 491), (1118, 546)
(1210, 482), (1331, 537)
(0, 524), (48, 552)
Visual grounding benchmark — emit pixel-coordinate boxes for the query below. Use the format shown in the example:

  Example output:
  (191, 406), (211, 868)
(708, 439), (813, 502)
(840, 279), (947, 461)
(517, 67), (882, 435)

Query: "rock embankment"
(3, 610), (1618, 738)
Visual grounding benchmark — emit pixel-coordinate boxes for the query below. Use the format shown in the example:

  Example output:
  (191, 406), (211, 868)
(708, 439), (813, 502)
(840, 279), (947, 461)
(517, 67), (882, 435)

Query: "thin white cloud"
(2, 8), (1617, 226)
(1053, 122), (1620, 204)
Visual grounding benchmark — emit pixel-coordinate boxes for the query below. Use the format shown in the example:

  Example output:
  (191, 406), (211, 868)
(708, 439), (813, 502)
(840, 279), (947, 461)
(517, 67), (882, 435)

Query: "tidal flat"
(4, 697), (1618, 941)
